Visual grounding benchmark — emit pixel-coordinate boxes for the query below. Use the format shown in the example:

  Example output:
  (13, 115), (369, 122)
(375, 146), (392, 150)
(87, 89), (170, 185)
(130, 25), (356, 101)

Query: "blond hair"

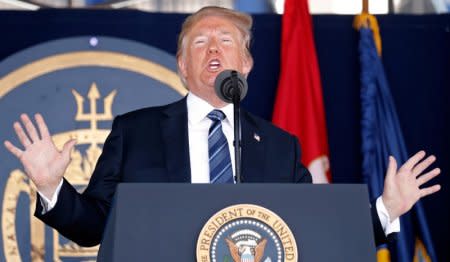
(177, 6), (254, 70)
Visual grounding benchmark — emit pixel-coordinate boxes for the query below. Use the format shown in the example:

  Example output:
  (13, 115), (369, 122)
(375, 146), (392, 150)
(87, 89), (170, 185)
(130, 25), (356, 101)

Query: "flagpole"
(363, 0), (368, 13)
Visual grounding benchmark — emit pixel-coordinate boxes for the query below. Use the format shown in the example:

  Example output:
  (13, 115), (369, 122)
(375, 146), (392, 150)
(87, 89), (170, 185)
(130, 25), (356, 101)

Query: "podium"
(97, 184), (376, 262)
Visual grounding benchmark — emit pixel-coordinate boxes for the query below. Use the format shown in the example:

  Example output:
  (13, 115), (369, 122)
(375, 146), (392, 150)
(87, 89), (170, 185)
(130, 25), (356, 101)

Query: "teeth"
(208, 59), (221, 70)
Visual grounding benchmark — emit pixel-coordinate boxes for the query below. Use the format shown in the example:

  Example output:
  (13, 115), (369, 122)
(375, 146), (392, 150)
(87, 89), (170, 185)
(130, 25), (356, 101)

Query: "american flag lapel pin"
(253, 133), (261, 142)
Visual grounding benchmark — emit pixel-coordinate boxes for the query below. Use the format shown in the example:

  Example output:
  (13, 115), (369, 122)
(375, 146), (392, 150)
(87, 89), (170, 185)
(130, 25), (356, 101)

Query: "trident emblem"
(72, 82), (116, 131)
(70, 83), (117, 180)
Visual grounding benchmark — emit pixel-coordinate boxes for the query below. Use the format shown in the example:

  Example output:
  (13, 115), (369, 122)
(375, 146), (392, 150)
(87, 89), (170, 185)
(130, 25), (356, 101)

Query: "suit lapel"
(161, 97), (191, 183)
(160, 100), (265, 183)
(241, 111), (266, 182)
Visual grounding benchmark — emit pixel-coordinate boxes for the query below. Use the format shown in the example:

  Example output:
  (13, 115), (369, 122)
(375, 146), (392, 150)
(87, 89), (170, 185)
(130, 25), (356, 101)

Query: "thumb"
(385, 156), (397, 181)
(62, 139), (77, 159)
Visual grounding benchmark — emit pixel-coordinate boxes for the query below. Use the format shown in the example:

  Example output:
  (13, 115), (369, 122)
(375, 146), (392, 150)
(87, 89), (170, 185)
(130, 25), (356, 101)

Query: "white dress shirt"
(39, 92), (399, 236)
(187, 92), (235, 183)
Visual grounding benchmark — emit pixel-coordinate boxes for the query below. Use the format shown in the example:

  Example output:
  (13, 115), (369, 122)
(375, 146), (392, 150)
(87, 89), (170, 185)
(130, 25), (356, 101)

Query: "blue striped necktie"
(207, 110), (234, 184)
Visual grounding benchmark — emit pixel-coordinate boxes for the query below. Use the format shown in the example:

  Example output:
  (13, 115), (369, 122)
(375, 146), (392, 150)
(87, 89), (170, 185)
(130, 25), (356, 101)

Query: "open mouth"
(207, 59), (221, 72)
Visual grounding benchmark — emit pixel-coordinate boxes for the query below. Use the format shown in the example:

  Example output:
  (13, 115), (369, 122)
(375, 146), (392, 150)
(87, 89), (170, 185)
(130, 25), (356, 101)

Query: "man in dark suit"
(4, 6), (441, 249)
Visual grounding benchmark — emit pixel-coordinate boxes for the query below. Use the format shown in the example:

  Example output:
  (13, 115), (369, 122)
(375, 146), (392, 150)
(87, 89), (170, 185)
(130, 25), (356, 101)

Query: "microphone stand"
(230, 71), (242, 184)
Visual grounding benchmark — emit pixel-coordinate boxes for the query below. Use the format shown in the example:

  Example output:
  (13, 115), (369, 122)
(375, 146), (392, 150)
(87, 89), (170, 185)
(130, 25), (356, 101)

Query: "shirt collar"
(187, 92), (234, 126)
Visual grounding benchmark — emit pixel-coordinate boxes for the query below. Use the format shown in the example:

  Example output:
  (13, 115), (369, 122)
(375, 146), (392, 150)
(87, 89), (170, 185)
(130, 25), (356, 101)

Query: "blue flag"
(357, 20), (437, 262)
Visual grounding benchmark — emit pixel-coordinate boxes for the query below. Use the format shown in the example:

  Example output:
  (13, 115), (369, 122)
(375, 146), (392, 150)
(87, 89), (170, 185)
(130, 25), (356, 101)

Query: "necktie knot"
(207, 109), (226, 122)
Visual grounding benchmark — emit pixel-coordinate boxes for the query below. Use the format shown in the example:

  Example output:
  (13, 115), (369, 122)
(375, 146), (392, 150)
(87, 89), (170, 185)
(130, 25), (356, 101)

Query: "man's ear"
(177, 56), (188, 79)
(241, 55), (253, 76)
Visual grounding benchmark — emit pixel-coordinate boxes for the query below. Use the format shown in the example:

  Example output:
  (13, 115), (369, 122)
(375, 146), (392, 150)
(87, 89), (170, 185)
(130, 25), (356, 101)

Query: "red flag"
(272, 0), (331, 183)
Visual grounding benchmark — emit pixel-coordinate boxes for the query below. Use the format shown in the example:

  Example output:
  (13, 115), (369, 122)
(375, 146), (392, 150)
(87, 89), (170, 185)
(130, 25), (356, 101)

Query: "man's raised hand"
(4, 113), (76, 199)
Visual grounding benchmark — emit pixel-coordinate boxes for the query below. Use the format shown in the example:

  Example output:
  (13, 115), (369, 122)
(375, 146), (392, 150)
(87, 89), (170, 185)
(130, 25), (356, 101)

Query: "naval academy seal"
(196, 204), (298, 262)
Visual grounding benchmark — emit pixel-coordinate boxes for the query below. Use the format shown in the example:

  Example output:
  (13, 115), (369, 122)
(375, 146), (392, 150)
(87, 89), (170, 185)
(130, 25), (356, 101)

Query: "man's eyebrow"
(192, 33), (206, 38)
(192, 29), (232, 36)
(218, 30), (232, 36)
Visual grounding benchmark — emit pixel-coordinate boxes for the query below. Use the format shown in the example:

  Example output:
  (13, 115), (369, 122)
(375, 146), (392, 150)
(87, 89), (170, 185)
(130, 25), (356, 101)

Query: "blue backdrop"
(0, 10), (448, 261)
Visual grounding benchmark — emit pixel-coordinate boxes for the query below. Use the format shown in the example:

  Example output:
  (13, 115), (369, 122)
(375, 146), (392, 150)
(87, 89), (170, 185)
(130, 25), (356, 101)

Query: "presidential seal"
(197, 204), (298, 262)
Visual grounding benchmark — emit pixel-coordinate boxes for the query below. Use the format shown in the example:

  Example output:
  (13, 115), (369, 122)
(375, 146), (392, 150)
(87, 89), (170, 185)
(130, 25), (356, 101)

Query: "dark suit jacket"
(35, 97), (387, 247)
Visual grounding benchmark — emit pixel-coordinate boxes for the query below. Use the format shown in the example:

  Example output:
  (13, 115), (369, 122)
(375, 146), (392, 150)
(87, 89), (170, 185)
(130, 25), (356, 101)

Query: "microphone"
(214, 70), (247, 184)
(214, 70), (248, 103)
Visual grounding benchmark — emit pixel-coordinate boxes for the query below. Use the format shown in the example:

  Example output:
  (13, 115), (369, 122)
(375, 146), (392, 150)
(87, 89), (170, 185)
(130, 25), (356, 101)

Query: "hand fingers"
(4, 140), (23, 158)
(413, 155), (436, 177)
(400, 150), (426, 172)
(417, 168), (441, 186)
(385, 156), (397, 181)
(21, 114), (40, 142)
(419, 184), (441, 198)
(13, 121), (31, 147)
(35, 113), (50, 139)
(62, 139), (77, 159)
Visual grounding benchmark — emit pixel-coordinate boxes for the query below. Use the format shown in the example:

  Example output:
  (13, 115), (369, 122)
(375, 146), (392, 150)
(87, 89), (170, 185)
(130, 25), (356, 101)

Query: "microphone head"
(214, 70), (248, 103)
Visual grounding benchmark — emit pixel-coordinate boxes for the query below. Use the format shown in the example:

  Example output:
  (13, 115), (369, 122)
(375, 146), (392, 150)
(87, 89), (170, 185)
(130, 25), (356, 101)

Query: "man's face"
(178, 16), (252, 107)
